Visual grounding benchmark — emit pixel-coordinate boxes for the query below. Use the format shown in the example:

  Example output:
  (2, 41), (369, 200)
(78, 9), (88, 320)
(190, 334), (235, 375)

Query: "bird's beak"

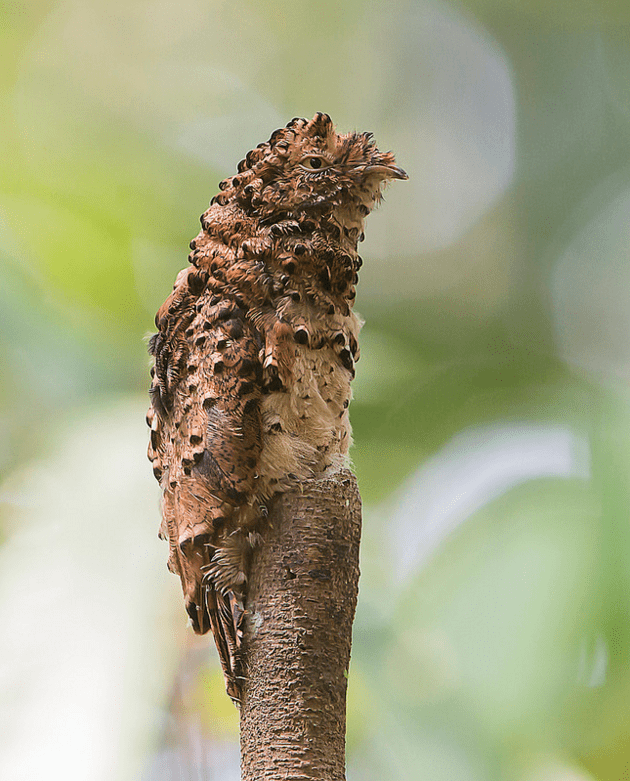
(362, 164), (409, 180)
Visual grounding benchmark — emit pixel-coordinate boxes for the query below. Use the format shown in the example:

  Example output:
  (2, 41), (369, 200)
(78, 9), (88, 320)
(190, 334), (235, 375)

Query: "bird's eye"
(300, 156), (328, 171)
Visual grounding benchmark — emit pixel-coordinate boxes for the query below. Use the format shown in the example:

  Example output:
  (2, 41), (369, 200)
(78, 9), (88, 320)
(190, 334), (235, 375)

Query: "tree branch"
(239, 468), (362, 780)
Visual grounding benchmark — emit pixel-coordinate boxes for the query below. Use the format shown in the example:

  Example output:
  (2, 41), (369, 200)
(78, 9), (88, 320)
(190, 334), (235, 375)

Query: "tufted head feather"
(212, 113), (407, 222)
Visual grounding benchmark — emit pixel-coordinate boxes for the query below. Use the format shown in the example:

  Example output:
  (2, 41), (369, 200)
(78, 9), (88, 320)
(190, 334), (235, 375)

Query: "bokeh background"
(2, 0), (630, 779)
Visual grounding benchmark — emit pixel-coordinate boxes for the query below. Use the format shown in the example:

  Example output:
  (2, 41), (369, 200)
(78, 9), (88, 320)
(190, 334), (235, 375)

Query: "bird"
(146, 112), (407, 702)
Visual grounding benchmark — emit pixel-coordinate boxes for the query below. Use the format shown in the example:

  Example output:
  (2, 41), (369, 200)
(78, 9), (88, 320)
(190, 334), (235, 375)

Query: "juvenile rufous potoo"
(146, 113), (407, 701)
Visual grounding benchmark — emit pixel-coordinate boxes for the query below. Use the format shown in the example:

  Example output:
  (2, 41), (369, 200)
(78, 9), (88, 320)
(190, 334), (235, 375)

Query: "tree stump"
(239, 469), (362, 781)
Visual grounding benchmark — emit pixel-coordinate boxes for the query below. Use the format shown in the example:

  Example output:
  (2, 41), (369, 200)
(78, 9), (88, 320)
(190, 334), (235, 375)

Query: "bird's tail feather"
(205, 585), (243, 704)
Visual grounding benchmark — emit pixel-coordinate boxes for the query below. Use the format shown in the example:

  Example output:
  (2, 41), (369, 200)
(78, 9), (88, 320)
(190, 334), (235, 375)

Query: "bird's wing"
(147, 266), (263, 699)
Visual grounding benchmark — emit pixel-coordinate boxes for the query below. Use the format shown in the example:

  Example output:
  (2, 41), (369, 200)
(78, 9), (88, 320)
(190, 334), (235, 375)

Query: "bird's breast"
(254, 341), (354, 500)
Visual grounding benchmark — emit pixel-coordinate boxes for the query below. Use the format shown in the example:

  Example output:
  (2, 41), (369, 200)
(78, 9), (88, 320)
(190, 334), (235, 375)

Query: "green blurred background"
(2, 1), (630, 779)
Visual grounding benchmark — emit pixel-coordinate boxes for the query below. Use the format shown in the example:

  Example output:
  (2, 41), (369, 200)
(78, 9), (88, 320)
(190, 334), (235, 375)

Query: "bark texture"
(239, 469), (362, 781)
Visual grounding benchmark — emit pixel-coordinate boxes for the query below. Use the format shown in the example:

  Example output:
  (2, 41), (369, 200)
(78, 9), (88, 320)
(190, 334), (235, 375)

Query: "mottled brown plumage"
(146, 113), (406, 701)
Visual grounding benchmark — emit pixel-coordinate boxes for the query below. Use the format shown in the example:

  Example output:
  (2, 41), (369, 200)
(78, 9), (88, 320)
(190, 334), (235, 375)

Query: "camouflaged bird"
(146, 112), (407, 701)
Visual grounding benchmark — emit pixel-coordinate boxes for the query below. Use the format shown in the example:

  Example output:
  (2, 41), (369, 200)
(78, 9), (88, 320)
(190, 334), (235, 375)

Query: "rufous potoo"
(146, 112), (407, 701)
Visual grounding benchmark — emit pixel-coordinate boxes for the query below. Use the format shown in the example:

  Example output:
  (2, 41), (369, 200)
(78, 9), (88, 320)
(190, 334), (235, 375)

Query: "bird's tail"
(203, 585), (244, 704)
(172, 533), (244, 704)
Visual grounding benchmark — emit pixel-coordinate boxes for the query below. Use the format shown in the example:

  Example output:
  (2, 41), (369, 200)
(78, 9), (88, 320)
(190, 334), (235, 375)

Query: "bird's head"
(214, 113), (407, 230)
